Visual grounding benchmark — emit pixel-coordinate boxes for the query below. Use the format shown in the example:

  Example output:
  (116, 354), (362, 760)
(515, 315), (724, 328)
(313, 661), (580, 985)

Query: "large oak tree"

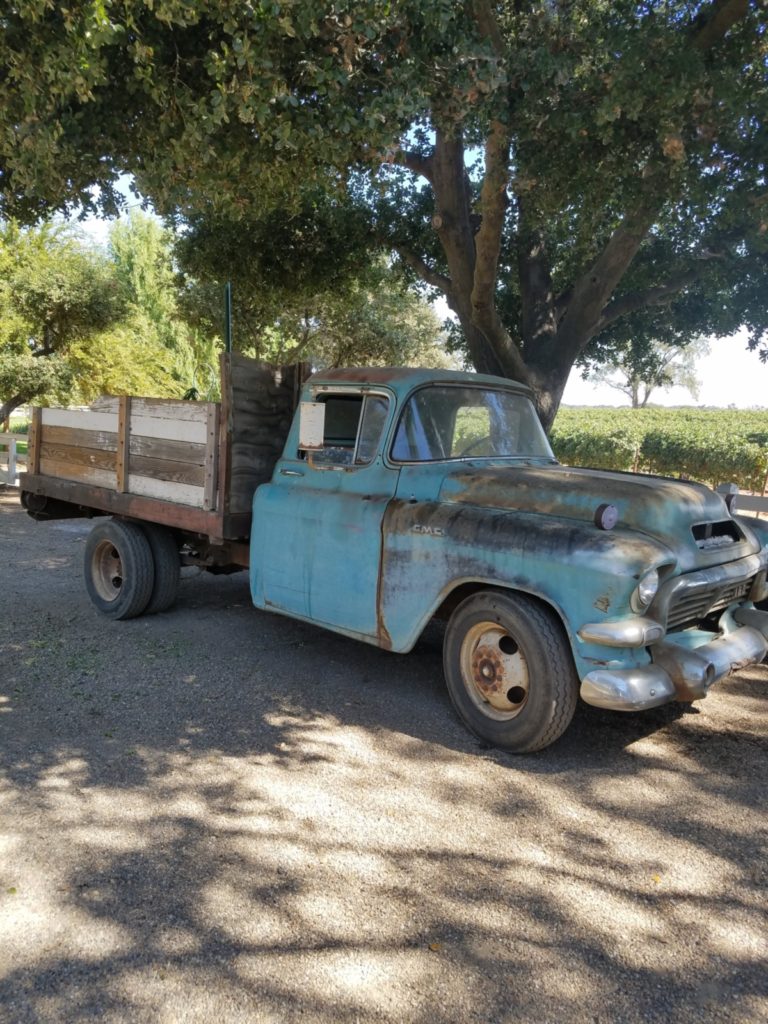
(1, 1), (765, 426)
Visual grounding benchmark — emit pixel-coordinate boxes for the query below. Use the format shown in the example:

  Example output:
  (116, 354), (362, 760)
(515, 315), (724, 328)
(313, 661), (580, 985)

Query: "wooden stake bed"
(20, 354), (304, 562)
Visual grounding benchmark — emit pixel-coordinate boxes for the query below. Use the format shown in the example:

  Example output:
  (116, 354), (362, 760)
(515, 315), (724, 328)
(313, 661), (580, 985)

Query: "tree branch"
(471, 0), (505, 58)
(394, 148), (434, 184)
(543, 0), (751, 371)
(598, 225), (747, 329)
(553, 287), (573, 324)
(392, 243), (452, 297)
(598, 267), (700, 329)
(692, 0), (749, 52)
(543, 198), (661, 371)
(471, 118), (511, 328)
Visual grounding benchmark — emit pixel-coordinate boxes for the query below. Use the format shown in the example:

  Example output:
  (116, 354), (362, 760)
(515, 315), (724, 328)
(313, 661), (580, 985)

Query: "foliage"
(174, 206), (450, 371)
(0, 1), (764, 428)
(270, 274), (451, 370)
(0, 215), (217, 418)
(0, 221), (124, 418)
(0, 348), (73, 413)
(65, 319), (180, 403)
(109, 212), (216, 396)
(582, 337), (711, 407)
(551, 406), (768, 492)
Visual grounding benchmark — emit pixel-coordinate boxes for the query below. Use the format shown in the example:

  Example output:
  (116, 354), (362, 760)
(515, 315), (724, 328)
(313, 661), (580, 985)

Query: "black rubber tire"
(141, 523), (180, 615)
(84, 519), (154, 620)
(443, 590), (578, 753)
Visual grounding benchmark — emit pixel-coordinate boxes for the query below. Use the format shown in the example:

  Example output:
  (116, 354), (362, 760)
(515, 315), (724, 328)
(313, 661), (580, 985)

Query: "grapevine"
(551, 407), (768, 493)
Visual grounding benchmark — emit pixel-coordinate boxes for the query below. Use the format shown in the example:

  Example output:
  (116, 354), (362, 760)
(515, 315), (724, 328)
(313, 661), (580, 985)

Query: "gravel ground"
(1, 488), (767, 1024)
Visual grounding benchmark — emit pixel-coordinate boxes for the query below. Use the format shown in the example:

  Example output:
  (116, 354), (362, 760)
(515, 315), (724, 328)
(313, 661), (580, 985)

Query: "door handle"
(280, 468), (304, 477)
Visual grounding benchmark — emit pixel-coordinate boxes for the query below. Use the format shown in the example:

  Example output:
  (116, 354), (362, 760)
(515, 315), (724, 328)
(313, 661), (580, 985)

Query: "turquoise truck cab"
(251, 367), (768, 753)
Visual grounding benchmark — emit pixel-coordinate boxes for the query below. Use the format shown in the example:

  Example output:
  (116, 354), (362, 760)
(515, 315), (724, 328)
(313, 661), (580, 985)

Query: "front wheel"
(443, 590), (578, 753)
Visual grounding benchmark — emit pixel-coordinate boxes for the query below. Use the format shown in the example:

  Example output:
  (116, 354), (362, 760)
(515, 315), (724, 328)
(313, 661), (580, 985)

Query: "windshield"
(391, 386), (554, 462)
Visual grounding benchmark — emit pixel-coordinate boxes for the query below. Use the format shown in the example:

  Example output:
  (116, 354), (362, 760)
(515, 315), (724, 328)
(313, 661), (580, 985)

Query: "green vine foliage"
(551, 408), (768, 493)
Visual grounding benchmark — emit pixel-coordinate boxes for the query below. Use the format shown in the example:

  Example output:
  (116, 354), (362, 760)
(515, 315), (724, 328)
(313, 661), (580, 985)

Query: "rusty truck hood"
(438, 463), (759, 566)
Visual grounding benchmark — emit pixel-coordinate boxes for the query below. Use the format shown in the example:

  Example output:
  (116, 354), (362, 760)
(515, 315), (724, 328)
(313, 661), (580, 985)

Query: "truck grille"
(666, 578), (754, 631)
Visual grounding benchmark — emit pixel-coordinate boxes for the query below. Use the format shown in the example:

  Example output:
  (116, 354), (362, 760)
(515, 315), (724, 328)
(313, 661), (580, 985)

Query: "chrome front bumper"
(580, 607), (768, 712)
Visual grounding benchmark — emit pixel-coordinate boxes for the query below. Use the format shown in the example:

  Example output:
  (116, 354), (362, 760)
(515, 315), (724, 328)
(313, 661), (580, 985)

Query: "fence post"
(0, 435), (17, 486)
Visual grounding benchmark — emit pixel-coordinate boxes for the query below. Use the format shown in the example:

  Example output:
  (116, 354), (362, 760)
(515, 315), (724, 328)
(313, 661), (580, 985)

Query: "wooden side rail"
(35, 398), (219, 510)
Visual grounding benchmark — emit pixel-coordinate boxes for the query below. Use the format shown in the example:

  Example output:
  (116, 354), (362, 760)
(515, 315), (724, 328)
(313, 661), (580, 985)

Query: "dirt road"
(1, 489), (766, 1023)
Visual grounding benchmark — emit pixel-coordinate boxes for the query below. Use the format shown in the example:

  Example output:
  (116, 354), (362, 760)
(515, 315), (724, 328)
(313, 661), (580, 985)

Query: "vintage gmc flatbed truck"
(19, 353), (768, 752)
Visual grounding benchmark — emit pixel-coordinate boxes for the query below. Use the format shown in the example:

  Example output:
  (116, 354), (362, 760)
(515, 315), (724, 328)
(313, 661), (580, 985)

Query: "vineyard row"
(550, 407), (768, 493)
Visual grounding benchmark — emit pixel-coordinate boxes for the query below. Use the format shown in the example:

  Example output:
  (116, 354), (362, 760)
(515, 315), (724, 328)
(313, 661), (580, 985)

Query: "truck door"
(252, 389), (398, 641)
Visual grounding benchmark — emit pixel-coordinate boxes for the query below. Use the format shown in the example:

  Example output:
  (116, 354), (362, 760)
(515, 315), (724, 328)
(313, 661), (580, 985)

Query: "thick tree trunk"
(0, 395), (25, 423)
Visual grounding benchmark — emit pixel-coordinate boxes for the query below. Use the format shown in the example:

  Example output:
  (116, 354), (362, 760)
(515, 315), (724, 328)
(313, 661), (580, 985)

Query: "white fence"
(0, 433), (26, 486)
(716, 483), (768, 517)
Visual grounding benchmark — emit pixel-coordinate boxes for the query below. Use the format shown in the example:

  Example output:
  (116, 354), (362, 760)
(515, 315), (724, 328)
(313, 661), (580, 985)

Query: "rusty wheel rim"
(459, 621), (530, 720)
(91, 540), (124, 603)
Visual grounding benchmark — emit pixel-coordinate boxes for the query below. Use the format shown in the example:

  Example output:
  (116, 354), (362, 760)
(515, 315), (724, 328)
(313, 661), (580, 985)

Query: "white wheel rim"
(91, 540), (123, 602)
(459, 621), (530, 720)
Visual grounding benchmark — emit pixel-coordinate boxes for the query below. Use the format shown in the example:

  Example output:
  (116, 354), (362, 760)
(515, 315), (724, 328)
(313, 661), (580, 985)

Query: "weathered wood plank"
(129, 434), (206, 465)
(21, 472), (219, 535)
(129, 455), (205, 487)
(93, 395), (209, 422)
(133, 397), (209, 422)
(204, 403), (219, 511)
(42, 424), (118, 453)
(129, 414), (208, 444)
(224, 353), (302, 516)
(39, 443), (117, 473)
(29, 407), (42, 475)
(42, 408), (118, 432)
(39, 456), (116, 489)
(127, 474), (205, 508)
(116, 395), (131, 493)
(42, 425), (207, 465)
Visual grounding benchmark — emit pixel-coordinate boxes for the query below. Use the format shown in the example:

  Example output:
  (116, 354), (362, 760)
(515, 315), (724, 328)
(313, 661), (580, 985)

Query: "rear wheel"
(443, 590), (578, 753)
(141, 523), (180, 614)
(84, 519), (154, 620)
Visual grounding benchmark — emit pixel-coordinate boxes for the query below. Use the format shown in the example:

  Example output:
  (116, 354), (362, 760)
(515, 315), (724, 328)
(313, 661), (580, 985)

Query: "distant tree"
(174, 208), (450, 369)
(0, 222), (124, 420)
(263, 275), (452, 370)
(584, 337), (711, 407)
(109, 212), (212, 394)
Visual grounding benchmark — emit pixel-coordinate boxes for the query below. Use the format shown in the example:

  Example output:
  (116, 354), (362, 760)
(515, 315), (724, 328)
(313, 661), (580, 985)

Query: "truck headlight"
(631, 569), (659, 612)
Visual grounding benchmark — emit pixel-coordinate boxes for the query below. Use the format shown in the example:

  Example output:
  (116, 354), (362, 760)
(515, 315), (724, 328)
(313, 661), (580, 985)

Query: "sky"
(561, 329), (768, 409)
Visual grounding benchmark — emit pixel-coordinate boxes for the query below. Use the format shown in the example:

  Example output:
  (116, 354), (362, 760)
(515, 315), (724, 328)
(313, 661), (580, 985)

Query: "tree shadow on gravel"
(2, 499), (767, 1022)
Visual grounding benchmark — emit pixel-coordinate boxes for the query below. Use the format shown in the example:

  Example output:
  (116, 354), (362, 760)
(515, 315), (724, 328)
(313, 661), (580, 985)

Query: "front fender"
(379, 500), (675, 668)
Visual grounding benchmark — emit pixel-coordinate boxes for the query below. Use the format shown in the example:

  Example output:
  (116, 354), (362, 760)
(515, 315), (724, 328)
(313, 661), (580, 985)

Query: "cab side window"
(355, 396), (389, 464)
(306, 394), (389, 468)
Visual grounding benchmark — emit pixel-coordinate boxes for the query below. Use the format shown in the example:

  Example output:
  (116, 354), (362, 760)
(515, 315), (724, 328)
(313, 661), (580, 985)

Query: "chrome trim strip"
(578, 616), (665, 648)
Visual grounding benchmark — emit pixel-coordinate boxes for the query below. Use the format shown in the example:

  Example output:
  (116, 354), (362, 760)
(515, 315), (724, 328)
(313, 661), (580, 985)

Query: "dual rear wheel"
(84, 518), (180, 620)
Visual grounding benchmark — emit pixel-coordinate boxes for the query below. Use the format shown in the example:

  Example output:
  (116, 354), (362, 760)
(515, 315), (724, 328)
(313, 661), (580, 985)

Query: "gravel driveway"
(1, 488), (766, 1024)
